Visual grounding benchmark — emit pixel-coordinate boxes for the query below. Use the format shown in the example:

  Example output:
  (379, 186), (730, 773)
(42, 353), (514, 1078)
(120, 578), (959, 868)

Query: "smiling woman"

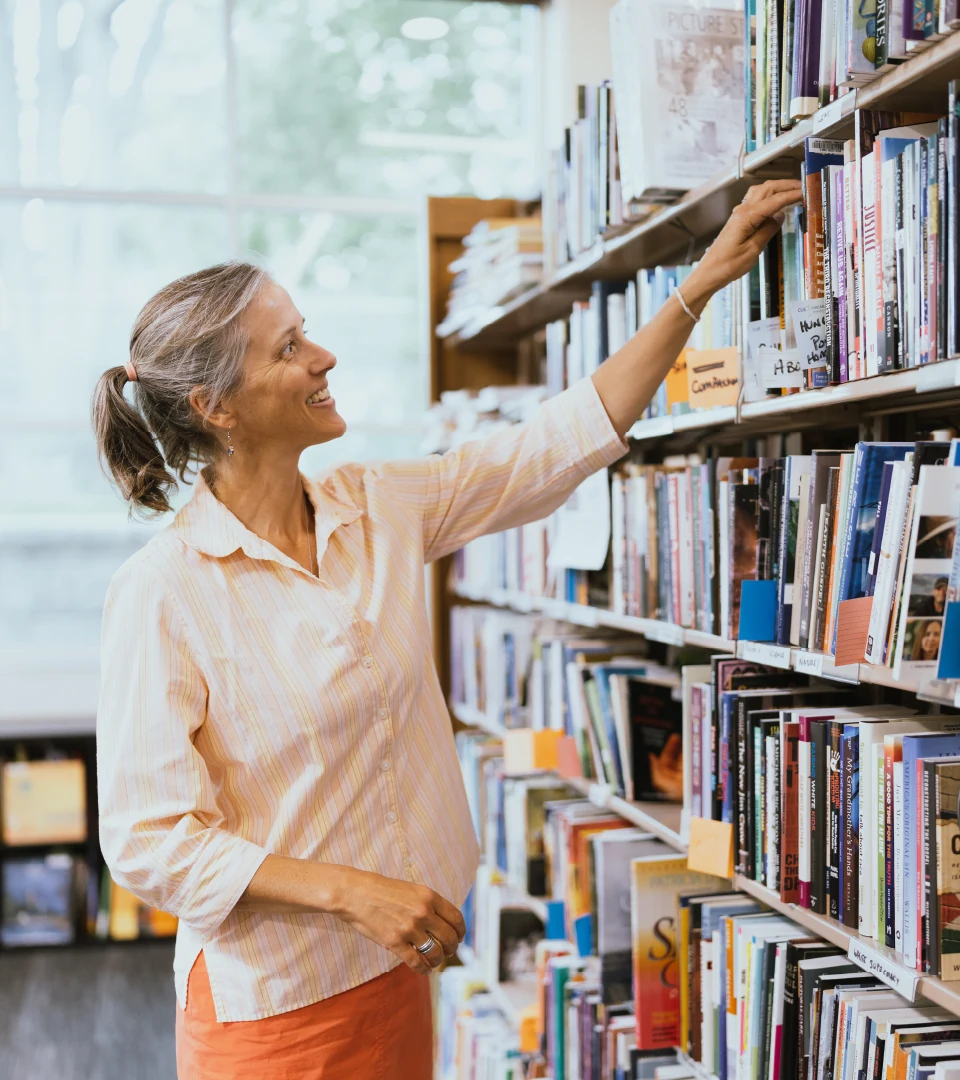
(88, 179), (800, 1080)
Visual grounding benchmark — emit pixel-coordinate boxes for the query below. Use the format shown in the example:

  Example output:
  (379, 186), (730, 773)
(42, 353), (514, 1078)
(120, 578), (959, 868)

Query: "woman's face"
(921, 620), (942, 660)
(226, 281), (347, 453)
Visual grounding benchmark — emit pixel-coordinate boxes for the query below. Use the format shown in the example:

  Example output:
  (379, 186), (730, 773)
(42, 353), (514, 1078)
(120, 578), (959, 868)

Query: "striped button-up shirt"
(97, 376), (627, 1021)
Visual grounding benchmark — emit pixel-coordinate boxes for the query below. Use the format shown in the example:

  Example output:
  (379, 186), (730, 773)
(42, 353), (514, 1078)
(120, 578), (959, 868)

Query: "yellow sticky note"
(686, 817), (735, 879)
(686, 347), (741, 410)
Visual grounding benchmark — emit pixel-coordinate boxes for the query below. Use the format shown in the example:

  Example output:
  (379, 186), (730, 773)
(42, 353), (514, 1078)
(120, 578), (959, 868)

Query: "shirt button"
(380, 759), (392, 772)
(379, 707), (388, 719)
(386, 811), (398, 824)
(362, 656), (373, 668)
(404, 856), (415, 867)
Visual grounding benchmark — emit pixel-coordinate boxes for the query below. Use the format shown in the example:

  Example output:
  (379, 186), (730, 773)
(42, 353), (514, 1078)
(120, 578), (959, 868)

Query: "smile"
(307, 388), (332, 405)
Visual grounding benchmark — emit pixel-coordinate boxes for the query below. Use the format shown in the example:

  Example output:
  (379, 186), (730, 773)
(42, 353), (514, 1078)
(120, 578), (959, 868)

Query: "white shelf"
(450, 699), (507, 738)
(562, 777), (687, 853)
(733, 876), (960, 1014)
(451, 585), (959, 701)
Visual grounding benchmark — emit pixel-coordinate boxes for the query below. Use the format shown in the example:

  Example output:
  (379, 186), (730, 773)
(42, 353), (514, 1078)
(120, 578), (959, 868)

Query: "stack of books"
(545, 82), (629, 273)
(438, 217), (544, 337)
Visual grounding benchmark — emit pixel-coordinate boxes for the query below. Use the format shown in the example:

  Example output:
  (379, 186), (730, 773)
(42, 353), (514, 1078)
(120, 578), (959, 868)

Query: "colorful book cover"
(901, 726), (960, 968)
(834, 444), (913, 639)
(893, 465), (960, 680)
(630, 854), (724, 1049)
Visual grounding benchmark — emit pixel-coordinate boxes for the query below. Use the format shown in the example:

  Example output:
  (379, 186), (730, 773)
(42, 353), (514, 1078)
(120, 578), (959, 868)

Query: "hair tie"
(124, 360), (138, 382)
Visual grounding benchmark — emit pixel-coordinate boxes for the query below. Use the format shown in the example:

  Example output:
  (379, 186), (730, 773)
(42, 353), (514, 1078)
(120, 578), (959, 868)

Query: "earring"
(227, 429), (235, 458)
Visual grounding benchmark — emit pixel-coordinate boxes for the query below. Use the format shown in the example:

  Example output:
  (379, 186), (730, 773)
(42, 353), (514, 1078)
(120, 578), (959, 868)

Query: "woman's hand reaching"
(687, 179), (805, 297)
(592, 178), (804, 438)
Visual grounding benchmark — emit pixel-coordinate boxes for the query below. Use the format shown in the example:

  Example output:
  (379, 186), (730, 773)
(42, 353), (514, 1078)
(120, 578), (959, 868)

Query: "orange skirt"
(176, 952), (433, 1080)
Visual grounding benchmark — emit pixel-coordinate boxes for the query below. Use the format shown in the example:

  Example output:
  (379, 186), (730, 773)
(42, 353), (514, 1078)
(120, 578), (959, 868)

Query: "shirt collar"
(174, 469), (361, 567)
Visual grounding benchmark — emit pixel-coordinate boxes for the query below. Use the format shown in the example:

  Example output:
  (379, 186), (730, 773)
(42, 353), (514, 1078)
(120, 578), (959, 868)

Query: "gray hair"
(92, 261), (269, 515)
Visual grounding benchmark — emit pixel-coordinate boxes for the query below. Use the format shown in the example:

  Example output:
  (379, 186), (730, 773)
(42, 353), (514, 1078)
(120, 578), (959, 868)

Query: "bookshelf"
(432, 6), (960, 1076)
(449, 582), (959, 703)
(442, 30), (960, 354)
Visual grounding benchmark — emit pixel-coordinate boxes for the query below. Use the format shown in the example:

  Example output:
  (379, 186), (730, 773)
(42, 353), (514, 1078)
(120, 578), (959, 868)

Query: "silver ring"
(415, 935), (437, 956)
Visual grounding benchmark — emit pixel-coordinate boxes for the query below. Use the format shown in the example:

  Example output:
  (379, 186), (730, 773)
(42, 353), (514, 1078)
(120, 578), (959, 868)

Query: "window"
(0, 0), (540, 691)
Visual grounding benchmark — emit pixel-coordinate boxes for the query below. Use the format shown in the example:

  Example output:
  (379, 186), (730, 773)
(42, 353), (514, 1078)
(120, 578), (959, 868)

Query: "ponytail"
(92, 366), (177, 516)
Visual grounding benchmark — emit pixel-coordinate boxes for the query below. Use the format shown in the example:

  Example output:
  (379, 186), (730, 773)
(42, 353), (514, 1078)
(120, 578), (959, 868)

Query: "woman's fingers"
(738, 187), (805, 233)
(433, 895), (467, 942)
(400, 944), (435, 976)
(424, 915), (460, 958)
(743, 178), (804, 202)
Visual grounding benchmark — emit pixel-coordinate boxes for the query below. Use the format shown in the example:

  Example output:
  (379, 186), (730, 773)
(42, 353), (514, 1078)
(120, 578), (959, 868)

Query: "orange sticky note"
(503, 729), (561, 774)
(834, 596), (874, 666)
(686, 347), (741, 410)
(665, 348), (691, 411)
(687, 817), (734, 879)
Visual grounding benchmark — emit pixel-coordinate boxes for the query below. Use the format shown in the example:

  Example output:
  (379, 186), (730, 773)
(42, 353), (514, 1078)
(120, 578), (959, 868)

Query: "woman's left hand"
(689, 179), (804, 297)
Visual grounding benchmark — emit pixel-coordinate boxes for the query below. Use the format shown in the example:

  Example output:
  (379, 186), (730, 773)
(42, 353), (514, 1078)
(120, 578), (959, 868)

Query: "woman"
(93, 179), (801, 1079)
(911, 618), (943, 662)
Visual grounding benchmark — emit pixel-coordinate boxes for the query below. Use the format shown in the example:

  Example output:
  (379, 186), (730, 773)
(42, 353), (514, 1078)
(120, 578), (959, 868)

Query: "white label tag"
(741, 640), (792, 670)
(792, 299), (829, 370)
(572, 605), (599, 628)
(746, 317), (782, 360)
(813, 97), (844, 133)
(588, 782), (612, 809)
(542, 599), (568, 621)
(847, 939), (920, 1001)
(794, 651), (825, 677)
(758, 346), (803, 390)
(646, 621), (685, 646)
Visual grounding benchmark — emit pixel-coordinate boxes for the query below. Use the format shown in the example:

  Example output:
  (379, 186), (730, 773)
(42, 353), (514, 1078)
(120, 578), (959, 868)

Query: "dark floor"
(0, 943), (176, 1080)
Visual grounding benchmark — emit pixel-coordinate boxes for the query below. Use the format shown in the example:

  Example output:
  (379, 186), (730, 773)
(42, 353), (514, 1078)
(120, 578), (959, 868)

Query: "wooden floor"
(0, 943), (176, 1079)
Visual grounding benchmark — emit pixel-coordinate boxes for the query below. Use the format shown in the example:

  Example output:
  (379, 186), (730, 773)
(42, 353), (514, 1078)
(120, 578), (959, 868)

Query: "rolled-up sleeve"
(380, 376), (629, 563)
(97, 560), (268, 940)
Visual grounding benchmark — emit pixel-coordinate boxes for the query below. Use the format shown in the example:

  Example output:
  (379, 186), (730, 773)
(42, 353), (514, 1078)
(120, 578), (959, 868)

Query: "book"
(630, 851), (723, 1049)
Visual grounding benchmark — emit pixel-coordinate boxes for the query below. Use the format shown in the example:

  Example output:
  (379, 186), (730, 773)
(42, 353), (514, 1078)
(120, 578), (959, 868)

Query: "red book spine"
(781, 722), (801, 904)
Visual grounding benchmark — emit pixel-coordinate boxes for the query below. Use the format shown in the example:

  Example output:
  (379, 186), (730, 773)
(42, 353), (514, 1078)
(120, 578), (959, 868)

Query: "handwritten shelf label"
(741, 640), (792, 669)
(812, 97), (845, 133)
(646, 621), (686, 646)
(794, 651), (825, 676)
(847, 939), (920, 1001)
(791, 299), (829, 370)
(758, 345), (803, 390)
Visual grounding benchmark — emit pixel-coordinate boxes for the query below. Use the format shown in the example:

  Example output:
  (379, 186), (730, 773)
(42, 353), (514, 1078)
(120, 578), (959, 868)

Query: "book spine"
(828, 722), (842, 920)
(737, 701), (749, 873)
(841, 733), (859, 929)
(884, 739), (896, 946)
(923, 760), (936, 972)
(798, 718), (812, 907)
(810, 721), (828, 914)
(781, 725), (800, 904)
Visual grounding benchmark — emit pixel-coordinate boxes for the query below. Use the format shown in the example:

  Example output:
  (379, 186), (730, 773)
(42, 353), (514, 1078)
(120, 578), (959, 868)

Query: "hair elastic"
(124, 360), (138, 382)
